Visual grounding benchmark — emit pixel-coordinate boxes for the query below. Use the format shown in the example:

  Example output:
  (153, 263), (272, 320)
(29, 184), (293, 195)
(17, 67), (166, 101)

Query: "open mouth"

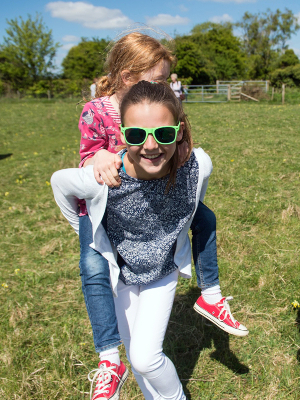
(141, 154), (163, 161)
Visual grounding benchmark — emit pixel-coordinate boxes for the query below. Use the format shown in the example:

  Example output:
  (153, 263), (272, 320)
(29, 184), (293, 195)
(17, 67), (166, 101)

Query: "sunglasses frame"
(120, 123), (181, 146)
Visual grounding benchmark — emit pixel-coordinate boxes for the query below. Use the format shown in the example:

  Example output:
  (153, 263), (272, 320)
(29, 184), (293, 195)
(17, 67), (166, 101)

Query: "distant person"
(90, 78), (97, 99)
(183, 84), (188, 102)
(170, 73), (184, 102)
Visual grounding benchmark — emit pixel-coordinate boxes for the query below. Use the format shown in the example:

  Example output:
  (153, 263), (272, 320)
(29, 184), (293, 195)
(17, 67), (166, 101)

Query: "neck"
(110, 88), (128, 115)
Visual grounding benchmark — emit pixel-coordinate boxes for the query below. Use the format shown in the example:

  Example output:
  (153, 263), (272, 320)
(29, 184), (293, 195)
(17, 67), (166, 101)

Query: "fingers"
(114, 154), (122, 169)
(102, 167), (122, 187)
(94, 170), (104, 185)
(94, 165), (121, 187)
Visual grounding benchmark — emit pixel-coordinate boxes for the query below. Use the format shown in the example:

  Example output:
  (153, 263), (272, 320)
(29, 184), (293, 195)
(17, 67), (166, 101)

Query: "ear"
(121, 70), (134, 87)
(119, 125), (126, 144)
(176, 122), (184, 142)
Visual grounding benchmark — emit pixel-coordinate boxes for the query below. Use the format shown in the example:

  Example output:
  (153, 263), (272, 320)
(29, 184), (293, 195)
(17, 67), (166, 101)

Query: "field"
(0, 99), (299, 400)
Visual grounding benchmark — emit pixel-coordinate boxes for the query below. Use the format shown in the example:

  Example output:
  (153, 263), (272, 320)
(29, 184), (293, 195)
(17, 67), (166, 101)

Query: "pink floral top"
(78, 96), (122, 215)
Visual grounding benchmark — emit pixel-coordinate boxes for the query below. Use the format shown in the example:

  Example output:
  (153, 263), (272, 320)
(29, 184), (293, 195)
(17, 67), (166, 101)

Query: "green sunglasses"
(120, 123), (181, 146)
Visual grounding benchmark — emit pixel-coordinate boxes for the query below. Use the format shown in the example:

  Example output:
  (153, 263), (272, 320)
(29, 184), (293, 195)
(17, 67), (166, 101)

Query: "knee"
(130, 348), (162, 376)
(79, 252), (110, 284)
(192, 204), (216, 234)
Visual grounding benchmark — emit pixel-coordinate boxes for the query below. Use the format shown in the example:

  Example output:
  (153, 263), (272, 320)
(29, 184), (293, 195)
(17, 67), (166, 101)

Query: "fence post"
(282, 84), (285, 105)
(271, 87), (274, 101)
(227, 85), (231, 101)
(216, 80), (219, 94)
(266, 80), (269, 92)
(202, 86), (204, 102)
(47, 90), (51, 100)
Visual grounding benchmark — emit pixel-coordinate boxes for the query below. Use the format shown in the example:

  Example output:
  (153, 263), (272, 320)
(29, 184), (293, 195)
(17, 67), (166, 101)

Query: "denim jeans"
(79, 214), (122, 352)
(190, 201), (220, 289)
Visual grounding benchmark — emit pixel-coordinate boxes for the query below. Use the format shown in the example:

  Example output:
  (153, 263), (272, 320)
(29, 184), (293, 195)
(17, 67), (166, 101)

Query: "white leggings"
(114, 270), (186, 400)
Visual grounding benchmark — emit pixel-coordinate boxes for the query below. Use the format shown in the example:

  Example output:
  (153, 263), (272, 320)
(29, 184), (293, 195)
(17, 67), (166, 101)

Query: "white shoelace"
(88, 363), (119, 400)
(217, 296), (237, 324)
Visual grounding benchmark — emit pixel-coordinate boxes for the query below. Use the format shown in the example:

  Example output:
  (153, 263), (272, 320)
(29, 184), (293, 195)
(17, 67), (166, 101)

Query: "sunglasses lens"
(125, 128), (146, 145)
(155, 127), (176, 144)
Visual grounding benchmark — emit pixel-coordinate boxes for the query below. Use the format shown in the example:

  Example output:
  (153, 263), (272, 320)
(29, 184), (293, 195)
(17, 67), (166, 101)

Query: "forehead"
(142, 60), (170, 81)
(124, 101), (175, 127)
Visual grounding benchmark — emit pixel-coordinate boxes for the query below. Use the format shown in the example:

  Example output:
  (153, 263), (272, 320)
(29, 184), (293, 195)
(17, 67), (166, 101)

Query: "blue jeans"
(79, 214), (122, 352)
(191, 201), (220, 289)
(79, 201), (219, 353)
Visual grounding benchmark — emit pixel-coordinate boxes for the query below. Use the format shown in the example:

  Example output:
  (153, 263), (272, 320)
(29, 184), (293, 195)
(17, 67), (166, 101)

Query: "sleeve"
(51, 166), (102, 234)
(78, 101), (108, 167)
(193, 148), (213, 202)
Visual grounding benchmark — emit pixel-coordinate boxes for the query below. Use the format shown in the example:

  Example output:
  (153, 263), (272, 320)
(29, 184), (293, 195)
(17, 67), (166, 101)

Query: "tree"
(277, 49), (299, 68)
(270, 64), (300, 87)
(62, 38), (109, 80)
(174, 23), (245, 84)
(0, 14), (59, 89)
(237, 9), (300, 79)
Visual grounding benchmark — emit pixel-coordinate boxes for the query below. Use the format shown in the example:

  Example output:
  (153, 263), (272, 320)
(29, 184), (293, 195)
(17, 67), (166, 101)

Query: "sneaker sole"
(193, 303), (249, 337)
(109, 367), (129, 400)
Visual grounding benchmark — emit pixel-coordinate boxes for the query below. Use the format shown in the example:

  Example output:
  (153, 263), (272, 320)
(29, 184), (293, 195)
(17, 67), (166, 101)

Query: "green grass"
(0, 99), (300, 399)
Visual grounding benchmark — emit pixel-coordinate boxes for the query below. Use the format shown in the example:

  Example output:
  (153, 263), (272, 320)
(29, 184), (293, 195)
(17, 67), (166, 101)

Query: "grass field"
(0, 99), (299, 400)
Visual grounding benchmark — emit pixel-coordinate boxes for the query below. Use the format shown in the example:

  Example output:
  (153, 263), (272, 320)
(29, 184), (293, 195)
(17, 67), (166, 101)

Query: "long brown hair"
(95, 32), (176, 98)
(120, 81), (193, 192)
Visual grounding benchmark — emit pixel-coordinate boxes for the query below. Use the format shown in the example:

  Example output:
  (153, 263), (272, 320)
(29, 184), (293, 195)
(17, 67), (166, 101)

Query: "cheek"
(163, 143), (177, 159)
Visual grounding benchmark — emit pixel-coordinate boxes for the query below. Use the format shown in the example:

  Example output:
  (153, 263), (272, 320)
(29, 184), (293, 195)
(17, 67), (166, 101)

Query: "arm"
(51, 166), (101, 234)
(194, 148), (213, 202)
(85, 150), (122, 187)
(79, 102), (122, 187)
(79, 102), (108, 167)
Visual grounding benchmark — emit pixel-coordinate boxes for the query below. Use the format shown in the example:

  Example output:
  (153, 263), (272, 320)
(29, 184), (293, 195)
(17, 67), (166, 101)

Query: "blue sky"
(1, 0), (300, 70)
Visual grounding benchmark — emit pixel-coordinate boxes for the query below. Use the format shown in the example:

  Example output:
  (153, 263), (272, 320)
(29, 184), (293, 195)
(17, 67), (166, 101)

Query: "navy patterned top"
(106, 150), (199, 285)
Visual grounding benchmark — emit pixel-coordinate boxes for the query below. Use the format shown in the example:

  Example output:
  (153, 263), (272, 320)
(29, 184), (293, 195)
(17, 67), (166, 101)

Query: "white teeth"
(142, 154), (160, 159)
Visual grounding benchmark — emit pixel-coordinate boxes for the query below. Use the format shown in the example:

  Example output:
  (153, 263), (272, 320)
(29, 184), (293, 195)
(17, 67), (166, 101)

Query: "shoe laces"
(217, 296), (237, 324)
(88, 363), (119, 399)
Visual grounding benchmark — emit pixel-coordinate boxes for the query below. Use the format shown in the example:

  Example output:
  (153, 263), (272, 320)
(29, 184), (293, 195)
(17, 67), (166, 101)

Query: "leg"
(79, 214), (121, 352)
(115, 271), (186, 400)
(191, 203), (249, 336)
(190, 201), (219, 289)
(114, 281), (160, 399)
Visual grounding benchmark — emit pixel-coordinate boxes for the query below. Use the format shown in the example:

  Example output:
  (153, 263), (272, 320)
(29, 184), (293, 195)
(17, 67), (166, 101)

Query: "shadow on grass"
(0, 153), (13, 161)
(165, 286), (249, 399)
(296, 309), (300, 364)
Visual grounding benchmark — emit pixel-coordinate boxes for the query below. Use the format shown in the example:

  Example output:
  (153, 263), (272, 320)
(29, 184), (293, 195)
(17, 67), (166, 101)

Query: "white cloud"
(210, 14), (233, 24)
(179, 5), (188, 12)
(61, 43), (77, 50)
(146, 14), (190, 26)
(46, 1), (133, 29)
(62, 35), (80, 42)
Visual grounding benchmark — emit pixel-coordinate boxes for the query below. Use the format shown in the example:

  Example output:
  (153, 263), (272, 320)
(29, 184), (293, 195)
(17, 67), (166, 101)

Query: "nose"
(143, 133), (158, 150)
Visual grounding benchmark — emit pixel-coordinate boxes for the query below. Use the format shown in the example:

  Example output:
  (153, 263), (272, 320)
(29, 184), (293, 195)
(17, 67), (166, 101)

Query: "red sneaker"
(88, 360), (128, 400)
(194, 296), (249, 337)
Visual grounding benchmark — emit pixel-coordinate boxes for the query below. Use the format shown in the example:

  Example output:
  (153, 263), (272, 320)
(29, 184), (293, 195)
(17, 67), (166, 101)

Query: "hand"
(177, 141), (190, 167)
(86, 149), (122, 187)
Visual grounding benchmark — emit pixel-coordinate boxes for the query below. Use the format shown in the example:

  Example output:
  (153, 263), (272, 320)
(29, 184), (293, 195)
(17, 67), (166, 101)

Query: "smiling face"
(121, 101), (183, 181)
